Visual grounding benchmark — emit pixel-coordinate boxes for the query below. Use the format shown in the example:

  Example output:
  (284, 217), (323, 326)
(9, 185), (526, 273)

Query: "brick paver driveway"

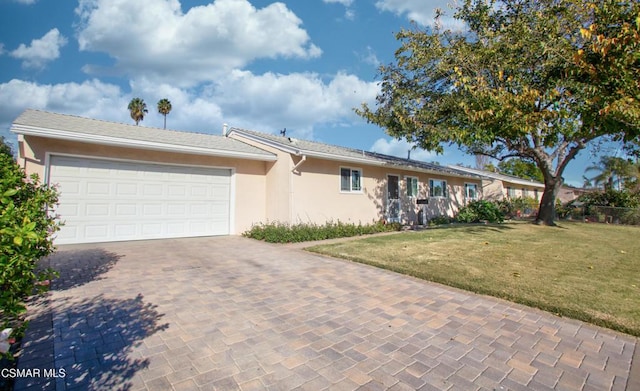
(15, 236), (637, 390)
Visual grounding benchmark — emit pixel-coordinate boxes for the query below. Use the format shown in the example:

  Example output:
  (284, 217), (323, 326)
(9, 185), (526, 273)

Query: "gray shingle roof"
(11, 109), (275, 159)
(449, 165), (545, 187)
(231, 128), (482, 179)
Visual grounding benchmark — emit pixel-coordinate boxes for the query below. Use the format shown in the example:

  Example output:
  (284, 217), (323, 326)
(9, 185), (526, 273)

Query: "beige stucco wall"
(226, 135), (296, 224)
(482, 178), (544, 202)
(481, 179), (505, 201)
(289, 157), (480, 226)
(18, 135), (268, 235)
(503, 183), (543, 201)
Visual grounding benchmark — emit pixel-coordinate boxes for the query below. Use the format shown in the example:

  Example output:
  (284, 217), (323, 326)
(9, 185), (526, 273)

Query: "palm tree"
(157, 98), (172, 129)
(585, 156), (635, 190)
(128, 98), (148, 125)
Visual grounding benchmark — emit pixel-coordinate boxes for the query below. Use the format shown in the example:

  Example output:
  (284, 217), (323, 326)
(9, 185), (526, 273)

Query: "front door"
(387, 175), (401, 223)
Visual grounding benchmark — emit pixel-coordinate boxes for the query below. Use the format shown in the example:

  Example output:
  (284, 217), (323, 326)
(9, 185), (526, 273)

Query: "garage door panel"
(114, 224), (136, 237)
(85, 203), (110, 216)
(87, 182), (110, 196)
(116, 183), (138, 196)
(143, 204), (163, 216)
(142, 223), (162, 235)
(85, 225), (109, 239)
(142, 184), (163, 197)
(115, 204), (137, 216)
(168, 185), (187, 197)
(49, 156), (232, 244)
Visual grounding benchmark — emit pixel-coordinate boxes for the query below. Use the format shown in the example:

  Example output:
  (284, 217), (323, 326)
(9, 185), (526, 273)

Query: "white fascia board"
(11, 125), (277, 162)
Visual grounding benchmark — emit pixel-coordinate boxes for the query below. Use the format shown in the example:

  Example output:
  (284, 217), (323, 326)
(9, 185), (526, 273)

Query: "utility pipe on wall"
(291, 155), (307, 173)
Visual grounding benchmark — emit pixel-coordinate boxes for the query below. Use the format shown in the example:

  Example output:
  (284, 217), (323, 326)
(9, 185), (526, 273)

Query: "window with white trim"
(406, 176), (418, 198)
(465, 183), (478, 200)
(429, 179), (447, 198)
(340, 167), (362, 192)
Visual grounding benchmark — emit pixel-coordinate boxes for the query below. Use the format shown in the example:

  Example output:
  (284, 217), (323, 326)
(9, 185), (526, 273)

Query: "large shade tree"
(357, 0), (640, 225)
(128, 97), (148, 125)
(157, 98), (172, 129)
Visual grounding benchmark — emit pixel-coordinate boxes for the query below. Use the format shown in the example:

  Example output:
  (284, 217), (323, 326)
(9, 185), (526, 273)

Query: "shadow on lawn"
(426, 223), (516, 234)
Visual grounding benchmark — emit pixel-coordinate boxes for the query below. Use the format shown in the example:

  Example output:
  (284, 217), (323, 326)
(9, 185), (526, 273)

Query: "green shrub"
(0, 142), (60, 356)
(243, 220), (401, 243)
(497, 197), (539, 218)
(428, 216), (452, 226)
(455, 200), (504, 223)
(578, 189), (640, 211)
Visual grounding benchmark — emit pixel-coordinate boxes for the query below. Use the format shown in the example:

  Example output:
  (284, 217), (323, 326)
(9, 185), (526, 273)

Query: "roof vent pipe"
(222, 123), (228, 136)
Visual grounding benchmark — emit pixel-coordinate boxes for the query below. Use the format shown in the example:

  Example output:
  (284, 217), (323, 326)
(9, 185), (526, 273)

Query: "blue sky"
(0, 0), (614, 186)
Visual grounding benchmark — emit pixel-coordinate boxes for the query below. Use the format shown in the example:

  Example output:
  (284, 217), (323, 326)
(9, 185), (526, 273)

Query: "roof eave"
(11, 124), (277, 162)
(291, 150), (481, 179)
(228, 128), (301, 155)
(230, 129), (479, 179)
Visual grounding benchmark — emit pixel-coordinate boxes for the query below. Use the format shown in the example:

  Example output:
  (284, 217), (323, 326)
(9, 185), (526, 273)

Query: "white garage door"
(49, 155), (232, 244)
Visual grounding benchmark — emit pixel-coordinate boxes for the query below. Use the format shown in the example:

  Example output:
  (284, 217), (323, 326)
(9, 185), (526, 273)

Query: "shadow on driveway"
(47, 248), (122, 291)
(15, 248), (168, 391)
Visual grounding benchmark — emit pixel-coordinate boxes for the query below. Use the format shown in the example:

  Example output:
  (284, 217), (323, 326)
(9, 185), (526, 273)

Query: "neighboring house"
(12, 109), (482, 244)
(557, 185), (592, 204)
(449, 165), (545, 202)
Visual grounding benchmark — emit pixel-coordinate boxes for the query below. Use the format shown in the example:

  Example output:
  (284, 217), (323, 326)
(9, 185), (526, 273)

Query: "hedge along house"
(227, 128), (483, 227)
(12, 109), (482, 244)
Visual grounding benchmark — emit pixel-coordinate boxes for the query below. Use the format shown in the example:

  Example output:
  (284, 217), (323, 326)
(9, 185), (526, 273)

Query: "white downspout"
(289, 154), (307, 224)
(291, 155), (307, 173)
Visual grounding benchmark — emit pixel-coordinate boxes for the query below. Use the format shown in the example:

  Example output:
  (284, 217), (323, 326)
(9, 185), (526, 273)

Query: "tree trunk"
(535, 178), (562, 225)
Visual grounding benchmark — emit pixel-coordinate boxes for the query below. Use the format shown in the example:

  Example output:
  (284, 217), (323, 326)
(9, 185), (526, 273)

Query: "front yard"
(307, 221), (640, 336)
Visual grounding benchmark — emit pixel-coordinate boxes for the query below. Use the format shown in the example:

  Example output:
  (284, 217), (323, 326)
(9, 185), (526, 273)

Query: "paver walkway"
(14, 236), (637, 390)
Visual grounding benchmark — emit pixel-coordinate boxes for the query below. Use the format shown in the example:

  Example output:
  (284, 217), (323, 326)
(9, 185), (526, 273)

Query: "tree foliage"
(128, 97), (148, 125)
(498, 158), (544, 182)
(585, 156), (639, 190)
(577, 188), (640, 209)
(0, 139), (59, 351)
(157, 98), (172, 129)
(357, 0), (640, 225)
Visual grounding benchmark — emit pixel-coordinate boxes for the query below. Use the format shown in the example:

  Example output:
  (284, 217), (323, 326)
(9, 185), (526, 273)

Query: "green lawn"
(307, 221), (640, 336)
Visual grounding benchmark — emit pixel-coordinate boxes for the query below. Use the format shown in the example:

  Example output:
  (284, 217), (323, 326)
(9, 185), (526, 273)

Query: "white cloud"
(323, 0), (353, 4)
(10, 28), (67, 69)
(0, 69), (379, 141)
(0, 79), (126, 124)
(370, 138), (436, 162)
(344, 9), (355, 20)
(13, 0), (37, 4)
(75, 0), (322, 86)
(360, 46), (380, 67)
(375, 0), (465, 30)
(323, 0), (355, 20)
(210, 70), (379, 137)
